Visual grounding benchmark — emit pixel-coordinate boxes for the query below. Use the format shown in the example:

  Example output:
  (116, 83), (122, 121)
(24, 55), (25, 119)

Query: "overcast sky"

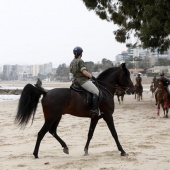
(0, 0), (127, 68)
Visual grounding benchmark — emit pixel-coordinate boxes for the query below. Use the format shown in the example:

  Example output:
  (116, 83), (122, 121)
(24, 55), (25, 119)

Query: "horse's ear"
(120, 62), (126, 70)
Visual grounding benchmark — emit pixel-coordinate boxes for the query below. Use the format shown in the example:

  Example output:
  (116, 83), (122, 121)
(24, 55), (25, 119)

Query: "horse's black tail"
(15, 84), (46, 127)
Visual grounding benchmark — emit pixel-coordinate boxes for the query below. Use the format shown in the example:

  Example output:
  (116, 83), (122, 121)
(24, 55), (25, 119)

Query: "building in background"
(2, 62), (53, 80)
(115, 51), (128, 65)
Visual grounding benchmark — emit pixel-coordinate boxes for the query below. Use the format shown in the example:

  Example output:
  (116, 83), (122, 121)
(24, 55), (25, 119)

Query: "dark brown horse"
(115, 85), (126, 104)
(156, 81), (169, 117)
(150, 83), (156, 97)
(15, 63), (135, 158)
(134, 78), (143, 101)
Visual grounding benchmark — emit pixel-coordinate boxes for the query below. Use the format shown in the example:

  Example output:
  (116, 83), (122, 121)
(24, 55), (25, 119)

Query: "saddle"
(70, 82), (104, 106)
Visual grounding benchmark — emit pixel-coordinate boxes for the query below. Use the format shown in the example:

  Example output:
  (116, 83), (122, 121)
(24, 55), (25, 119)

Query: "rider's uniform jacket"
(70, 58), (88, 85)
(136, 77), (142, 83)
(158, 77), (170, 87)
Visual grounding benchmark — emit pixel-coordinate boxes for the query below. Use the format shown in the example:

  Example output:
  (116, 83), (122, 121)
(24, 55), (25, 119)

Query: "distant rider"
(152, 75), (157, 88)
(136, 73), (142, 84)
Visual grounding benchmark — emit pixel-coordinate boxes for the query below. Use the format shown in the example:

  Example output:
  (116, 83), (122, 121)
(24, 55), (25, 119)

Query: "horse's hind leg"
(164, 102), (169, 118)
(117, 96), (121, 104)
(121, 96), (123, 104)
(49, 116), (69, 154)
(33, 121), (53, 158)
(165, 108), (168, 118)
(103, 113), (126, 156)
(84, 117), (99, 156)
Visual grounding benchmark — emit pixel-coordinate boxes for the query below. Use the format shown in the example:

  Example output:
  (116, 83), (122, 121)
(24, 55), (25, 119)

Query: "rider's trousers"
(81, 80), (99, 96)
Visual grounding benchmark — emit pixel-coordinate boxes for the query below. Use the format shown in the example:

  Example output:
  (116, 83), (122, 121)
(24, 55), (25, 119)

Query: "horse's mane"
(97, 66), (129, 80)
(97, 67), (119, 80)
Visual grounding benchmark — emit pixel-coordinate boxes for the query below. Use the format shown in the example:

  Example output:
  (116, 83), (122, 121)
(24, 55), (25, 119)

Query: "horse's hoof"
(33, 153), (38, 159)
(84, 152), (89, 156)
(84, 148), (89, 156)
(121, 152), (127, 156)
(63, 147), (69, 154)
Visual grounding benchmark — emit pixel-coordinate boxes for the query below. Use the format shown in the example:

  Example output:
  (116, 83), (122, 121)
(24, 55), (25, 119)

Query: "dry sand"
(0, 83), (170, 170)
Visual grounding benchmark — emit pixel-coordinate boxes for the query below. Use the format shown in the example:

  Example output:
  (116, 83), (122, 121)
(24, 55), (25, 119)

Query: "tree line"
(55, 58), (113, 81)
(54, 57), (170, 81)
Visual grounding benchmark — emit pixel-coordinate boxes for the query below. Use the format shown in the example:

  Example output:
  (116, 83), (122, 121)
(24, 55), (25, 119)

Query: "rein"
(96, 80), (130, 96)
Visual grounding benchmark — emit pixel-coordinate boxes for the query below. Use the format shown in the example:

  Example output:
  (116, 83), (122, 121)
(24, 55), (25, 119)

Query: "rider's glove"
(91, 76), (96, 82)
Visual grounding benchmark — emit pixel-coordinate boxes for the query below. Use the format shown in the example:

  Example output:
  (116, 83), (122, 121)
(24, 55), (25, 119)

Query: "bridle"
(95, 80), (132, 96)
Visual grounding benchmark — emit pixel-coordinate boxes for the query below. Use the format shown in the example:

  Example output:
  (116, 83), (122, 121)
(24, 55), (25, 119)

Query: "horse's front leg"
(121, 96), (123, 104)
(165, 108), (168, 118)
(103, 113), (126, 156)
(84, 117), (99, 156)
(166, 109), (169, 118)
(157, 103), (160, 116)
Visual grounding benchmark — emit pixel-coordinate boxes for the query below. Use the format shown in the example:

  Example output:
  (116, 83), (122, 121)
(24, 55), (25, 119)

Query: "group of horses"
(115, 76), (143, 104)
(14, 63), (169, 159)
(116, 77), (170, 119)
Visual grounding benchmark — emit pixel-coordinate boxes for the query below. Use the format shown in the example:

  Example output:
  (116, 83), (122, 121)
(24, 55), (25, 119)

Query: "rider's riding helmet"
(138, 73), (141, 76)
(160, 72), (164, 76)
(73, 46), (83, 56)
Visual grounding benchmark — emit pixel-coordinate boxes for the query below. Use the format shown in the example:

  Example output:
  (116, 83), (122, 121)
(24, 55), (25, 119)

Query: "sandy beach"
(0, 83), (170, 170)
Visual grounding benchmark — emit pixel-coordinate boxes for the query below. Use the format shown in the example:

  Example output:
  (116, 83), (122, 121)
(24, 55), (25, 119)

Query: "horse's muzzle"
(128, 85), (135, 95)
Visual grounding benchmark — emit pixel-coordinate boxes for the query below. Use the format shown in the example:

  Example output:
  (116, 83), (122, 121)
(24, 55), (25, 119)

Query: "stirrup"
(90, 109), (99, 114)
(90, 108), (102, 118)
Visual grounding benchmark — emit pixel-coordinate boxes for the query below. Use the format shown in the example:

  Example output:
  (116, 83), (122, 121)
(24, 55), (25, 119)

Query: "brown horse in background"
(150, 83), (156, 97)
(134, 78), (143, 101)
(156, 81), (169, 117)
(115, 85), (125, 104)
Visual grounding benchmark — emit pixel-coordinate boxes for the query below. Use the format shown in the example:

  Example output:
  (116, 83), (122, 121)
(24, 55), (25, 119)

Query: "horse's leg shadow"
(49, 116), (69, 154)
(84, 117), (99, 156)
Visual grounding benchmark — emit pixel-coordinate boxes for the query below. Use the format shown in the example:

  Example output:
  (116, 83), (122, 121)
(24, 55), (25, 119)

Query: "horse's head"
(117, 63), (135, 94)
(157, 81), (164, 91)
(97, 63), (135, 95)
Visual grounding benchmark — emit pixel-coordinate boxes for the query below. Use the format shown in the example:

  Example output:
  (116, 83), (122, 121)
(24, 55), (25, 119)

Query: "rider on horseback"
(136, 73), (142, 83)
(135, 73), (143, 91)
(155, 72), (170, 105)
(70, 46), (100, 117)
(153, 75), (157, 88)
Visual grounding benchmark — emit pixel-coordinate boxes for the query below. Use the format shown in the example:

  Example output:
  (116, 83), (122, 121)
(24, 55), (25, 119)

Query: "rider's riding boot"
(90, 94), (99, 117)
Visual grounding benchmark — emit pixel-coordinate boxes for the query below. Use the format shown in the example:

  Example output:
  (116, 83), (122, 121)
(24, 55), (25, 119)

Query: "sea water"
(0, 85), (150, 102)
